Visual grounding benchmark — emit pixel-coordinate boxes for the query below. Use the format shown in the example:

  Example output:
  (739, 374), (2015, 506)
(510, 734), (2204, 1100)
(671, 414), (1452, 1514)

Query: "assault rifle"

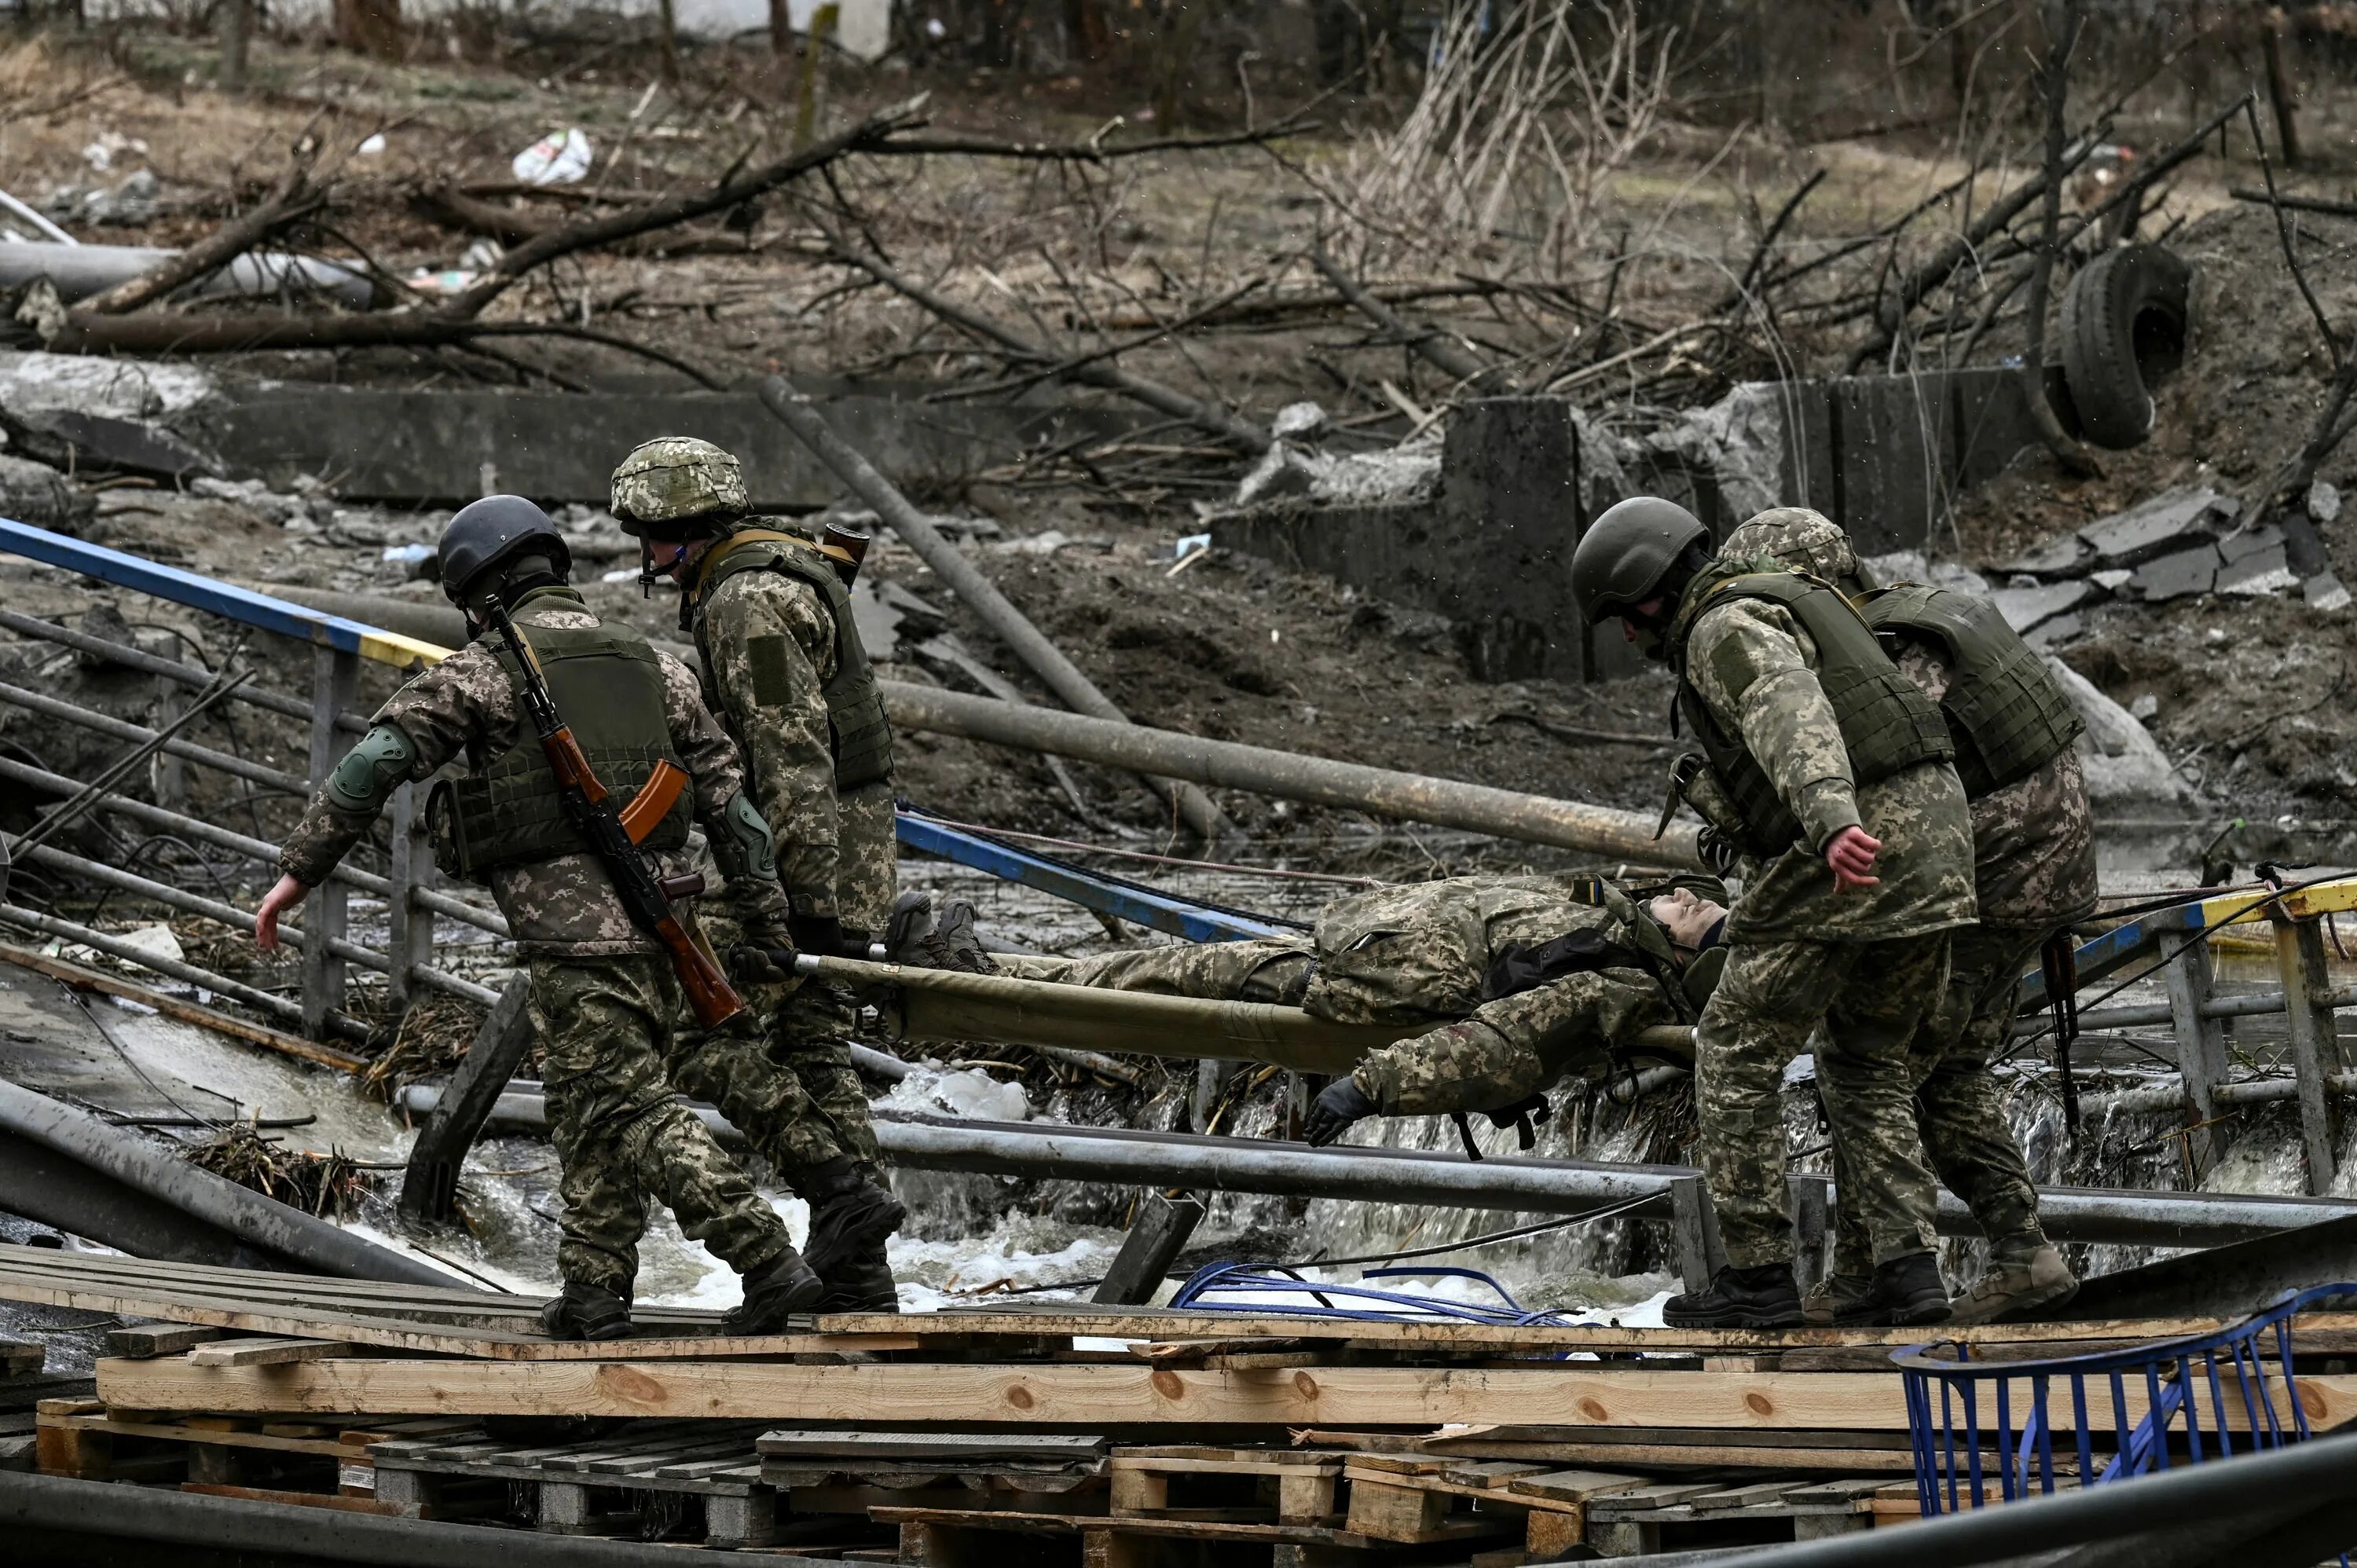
(482, 595), (746, 1028)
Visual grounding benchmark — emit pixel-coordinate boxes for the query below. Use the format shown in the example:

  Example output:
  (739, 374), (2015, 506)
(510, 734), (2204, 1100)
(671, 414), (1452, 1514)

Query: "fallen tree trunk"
(758, 379), (1233, 841)
(883, 682), (1703, 867)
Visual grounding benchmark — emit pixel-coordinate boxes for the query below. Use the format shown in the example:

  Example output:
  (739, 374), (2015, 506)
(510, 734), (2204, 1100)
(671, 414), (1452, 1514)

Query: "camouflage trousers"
(1351, 968), (1664, 1116)
(1000, 941), (1317, 1006)
(1696, 934), (1952, 1269)
(529, 955), (791, 1295)
(1827, 923), (2050, 1277)
(1006, 944), (1654, 1118)
(676, 912), (885, 1181)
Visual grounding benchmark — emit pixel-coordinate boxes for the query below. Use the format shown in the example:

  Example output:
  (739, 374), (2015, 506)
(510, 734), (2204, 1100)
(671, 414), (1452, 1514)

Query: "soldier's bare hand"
(254, 874), (310, 951)
(1824, 826), (1882, 892)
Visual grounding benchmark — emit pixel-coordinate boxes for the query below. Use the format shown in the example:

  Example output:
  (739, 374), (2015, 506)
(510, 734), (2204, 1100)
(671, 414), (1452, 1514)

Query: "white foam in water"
(878, 1063), (1031, 1123)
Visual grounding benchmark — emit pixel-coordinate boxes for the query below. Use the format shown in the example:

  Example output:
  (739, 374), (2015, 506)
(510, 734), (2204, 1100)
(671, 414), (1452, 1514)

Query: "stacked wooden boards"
(7, 1243), (2354, 1560)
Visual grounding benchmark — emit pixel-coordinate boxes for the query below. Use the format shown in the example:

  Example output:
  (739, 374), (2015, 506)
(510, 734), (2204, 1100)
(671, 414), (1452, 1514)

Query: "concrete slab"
(2127, 544), (2221, 601)
(2077, 487), (2227, 567)
(1996, 531), (2094, 577)
(2217, 527), (2295, 597)
(1993, 580), (2091, 632)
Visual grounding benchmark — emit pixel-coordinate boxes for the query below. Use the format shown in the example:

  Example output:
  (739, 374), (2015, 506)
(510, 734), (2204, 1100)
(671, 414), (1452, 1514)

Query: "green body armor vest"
(694, 529), (896, 791)
(427, 593), (692, 880)
(1860, 584), (2085, 800)
(1673, 571), (1954, 857)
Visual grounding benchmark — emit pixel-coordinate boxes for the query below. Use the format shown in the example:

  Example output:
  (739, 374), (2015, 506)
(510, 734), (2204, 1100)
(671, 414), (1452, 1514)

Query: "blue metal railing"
(1896, 1283), (2357, 1516)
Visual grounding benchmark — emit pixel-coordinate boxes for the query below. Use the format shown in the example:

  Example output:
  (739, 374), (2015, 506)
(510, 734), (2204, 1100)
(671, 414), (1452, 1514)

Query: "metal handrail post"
(386, 781), (427, 1013)
(2275, 910), (2344, 1196)
(302, 647), (360, 1039)
(2165, 931), (2232, 1177)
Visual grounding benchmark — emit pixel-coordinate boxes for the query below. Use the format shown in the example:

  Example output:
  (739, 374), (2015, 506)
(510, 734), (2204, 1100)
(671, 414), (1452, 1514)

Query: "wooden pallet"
(1333, 1455), (1650, 1560)
(1581, 1477), (1890, 1556)
(33, 1397), (472, 1504)
(881, 1501), (1513, 1568)
(1107, 1445), (1343, 1526)
(369, 1419), (809, 1548)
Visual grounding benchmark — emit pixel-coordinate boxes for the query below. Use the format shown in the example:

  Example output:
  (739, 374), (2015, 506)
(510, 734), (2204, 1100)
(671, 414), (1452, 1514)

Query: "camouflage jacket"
(1678, 580), (1977, 944)
(1302, 874), (1677, 1023)
(1890, 638), (2099, 929)
(692, 537), (894, 927)
(277, 590), (790, 958)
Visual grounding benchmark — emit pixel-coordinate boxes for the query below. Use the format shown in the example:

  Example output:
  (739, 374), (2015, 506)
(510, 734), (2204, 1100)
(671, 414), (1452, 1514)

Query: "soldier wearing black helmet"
(257, 496), (823, 1340)
(608, 437), (905, 1312)
(1571, 496), (1978, 1328)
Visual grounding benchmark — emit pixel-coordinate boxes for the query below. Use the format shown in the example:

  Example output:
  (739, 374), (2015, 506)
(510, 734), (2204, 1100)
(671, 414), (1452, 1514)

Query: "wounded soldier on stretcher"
(888, 874), (1728, 1156)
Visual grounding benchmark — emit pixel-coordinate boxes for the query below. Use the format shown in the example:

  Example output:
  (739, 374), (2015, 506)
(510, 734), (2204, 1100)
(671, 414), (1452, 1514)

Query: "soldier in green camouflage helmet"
(257, 496), (823, 1341)
(611, 436), (905, 1313)
(1573, 497), (1978, 1330)
(907, 874), (1728, 1147)
(1721, 511), (2092, 1328)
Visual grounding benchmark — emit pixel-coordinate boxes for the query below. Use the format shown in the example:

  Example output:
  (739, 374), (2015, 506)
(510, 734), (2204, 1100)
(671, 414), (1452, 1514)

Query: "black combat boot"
(538, 1280), (636, 1342)
(1662, 1263), (1803, 1328)
(724, 1252), (825, 1335)
(1848, 1251), (1952, 1328)
(801, 1159), (906, 1311)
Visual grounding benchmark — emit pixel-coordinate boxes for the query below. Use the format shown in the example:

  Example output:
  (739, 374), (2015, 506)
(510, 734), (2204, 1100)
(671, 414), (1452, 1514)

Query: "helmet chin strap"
(638, 536), (660, 599)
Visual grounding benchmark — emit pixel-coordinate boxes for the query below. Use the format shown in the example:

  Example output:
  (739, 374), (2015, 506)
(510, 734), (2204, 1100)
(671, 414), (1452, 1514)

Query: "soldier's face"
(1651, 888), (1727, 954)
(1618, 598), (1670, 660)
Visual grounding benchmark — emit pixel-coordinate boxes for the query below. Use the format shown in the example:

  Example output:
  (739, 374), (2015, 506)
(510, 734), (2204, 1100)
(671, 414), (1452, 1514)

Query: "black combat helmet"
(1571, 497), (1710, 626)
(438, 495), (572, 607)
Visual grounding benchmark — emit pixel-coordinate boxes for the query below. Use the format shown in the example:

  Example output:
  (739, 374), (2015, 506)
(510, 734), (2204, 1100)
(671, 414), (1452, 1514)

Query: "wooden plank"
(1689, 1481), (1805, 1512)
(97, 1356), (2357, 1433)
(1503, 1470), (1648, 1504)
(762, 1431), (1109, 1460)
(16, 1244), (2343, 1359)
(180, 1482), (407, 1516)
(189, 1338), (358, 1368)
(1343, 1478), (1457, 1543)
(45, 1411), (370, 1460)
(873, 1504), (1503, 1550)
(0, 940), (368, 1072)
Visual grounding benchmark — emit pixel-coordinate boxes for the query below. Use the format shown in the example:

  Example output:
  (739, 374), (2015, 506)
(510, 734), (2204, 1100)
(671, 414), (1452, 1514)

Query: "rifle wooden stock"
(658, 911), (742, 1028)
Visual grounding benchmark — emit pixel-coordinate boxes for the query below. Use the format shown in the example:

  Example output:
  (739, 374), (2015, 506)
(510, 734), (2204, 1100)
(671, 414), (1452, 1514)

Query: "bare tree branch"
(81, 148), (325, 316)
(1308, 240), (1510, 394)
(2014, 0), (2100, 477)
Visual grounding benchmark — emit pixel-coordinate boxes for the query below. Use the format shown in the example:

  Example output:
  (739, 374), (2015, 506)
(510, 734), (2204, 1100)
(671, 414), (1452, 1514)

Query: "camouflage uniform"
(1818, 634), (2101, 1276)
(1005, 875), (1684, 1116)
(1672, 528), (1976, 1269)
(278, 588), (794, 1297)
(683, 522), (898, 1181)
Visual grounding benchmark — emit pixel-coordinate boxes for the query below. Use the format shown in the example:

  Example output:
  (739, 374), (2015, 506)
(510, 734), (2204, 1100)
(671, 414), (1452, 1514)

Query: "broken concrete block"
(2217, 526), (2295, 596)
(2076, 486), (2231, 568)
(0, 452), (93, 534)
(2309, 479), (2342, 525)
(1994, 531), (2093, 577)
(2026, 611), (2084, 648)
(2305, 571), (2352, 614)
(1993, 580), (2091, 632)
(2091, 569), (2132, 592)
(2127, 543), (2222, 601)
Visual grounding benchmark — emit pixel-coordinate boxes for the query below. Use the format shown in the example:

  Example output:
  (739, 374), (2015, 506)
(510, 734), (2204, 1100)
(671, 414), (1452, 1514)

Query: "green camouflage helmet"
(1720, 507), (1869, 594)
(610, 436), (749, 537)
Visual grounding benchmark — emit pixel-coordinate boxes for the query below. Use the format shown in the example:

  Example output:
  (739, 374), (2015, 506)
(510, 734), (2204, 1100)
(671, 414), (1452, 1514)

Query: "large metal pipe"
(882, 684), (1702, 866)
(0, 1078), (452, 1285)
(0, 240), (374, 309)
(242, 586), (1704, 864)
(757, 378), (1233, 842)
(2080, 1071), (2357, 1119)
(397, 1086), (2357, 1248)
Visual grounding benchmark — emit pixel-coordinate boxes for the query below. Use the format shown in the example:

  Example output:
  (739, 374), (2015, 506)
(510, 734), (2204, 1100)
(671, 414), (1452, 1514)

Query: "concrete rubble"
(1990, 486), (2300, 642)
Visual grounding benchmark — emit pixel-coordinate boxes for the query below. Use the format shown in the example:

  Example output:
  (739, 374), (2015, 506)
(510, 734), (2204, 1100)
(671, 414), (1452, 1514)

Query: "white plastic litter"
(511, 128), (593, 187)
(1173, 532), (1211, 562)
(357, 133), (387, 156)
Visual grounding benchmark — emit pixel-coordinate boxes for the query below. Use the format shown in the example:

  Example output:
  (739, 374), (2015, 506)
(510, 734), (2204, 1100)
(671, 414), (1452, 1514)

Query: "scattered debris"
(2044, 657), (2192, 803)
(182, 1123), (371, 1221)
(510, 128), (594, 187)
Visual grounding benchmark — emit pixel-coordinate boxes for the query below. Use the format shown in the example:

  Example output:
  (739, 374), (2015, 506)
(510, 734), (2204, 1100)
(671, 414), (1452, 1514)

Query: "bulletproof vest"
(694, 529), (896, 790)
(427, 589), (691, 879)
(1671, 570), (1953, 858)
(1860, 583), (2085, 799)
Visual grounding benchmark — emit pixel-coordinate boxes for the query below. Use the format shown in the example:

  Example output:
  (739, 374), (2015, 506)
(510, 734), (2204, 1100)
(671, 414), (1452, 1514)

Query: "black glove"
(789, 914), (851, 959)
(730, 919), (799, 986)
(1303, 1079), (1374, 1147)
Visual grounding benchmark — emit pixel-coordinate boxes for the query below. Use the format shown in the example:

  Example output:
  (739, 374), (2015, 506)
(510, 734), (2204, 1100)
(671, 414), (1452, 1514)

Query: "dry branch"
(81, 157), (324, 316)
(871, 115), (1321, 162)
(48, 97), (931, 375)
(2013, 0), (2099, 477)
(1309, 242), (1509, 394)
(831, 242), (1270, 453)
